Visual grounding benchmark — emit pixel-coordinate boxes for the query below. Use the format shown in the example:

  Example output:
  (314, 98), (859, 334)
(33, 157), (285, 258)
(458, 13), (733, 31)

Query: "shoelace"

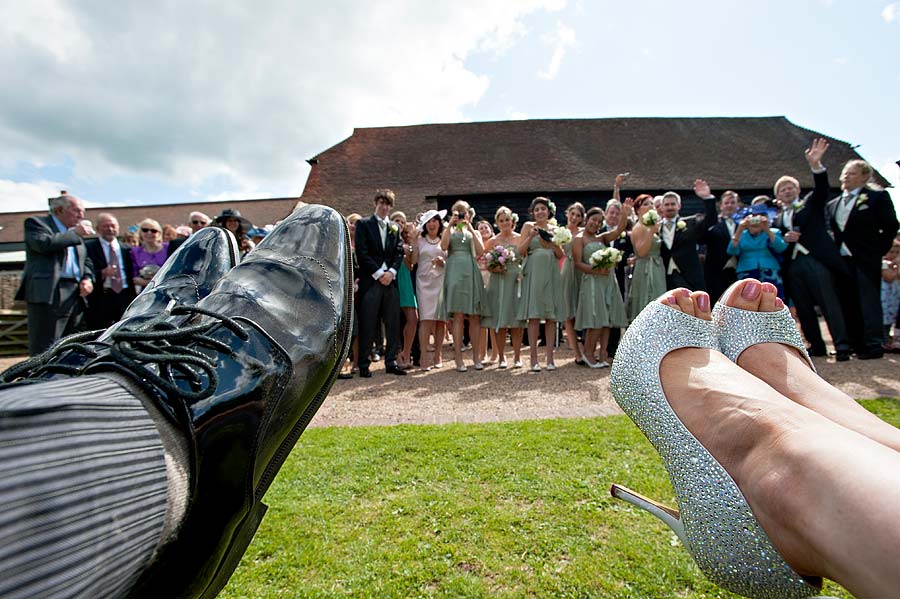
(95, 305), (250, 403)
(0, 330), (108, 384)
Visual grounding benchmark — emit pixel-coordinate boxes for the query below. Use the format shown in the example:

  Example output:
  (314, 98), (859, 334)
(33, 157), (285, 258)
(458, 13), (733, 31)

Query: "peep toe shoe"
(609, 299), (820, 598)
(711, 281), (815, 371)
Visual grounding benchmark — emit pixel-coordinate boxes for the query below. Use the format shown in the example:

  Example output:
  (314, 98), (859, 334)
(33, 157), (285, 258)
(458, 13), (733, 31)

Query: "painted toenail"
(762, 282), (777, 293)
(741, 281), (760, 300)
(697, 294), (710, 313)
(775, 297), (784, 309)
(677, 288), (691, 297)
(666, 295), (678, 305)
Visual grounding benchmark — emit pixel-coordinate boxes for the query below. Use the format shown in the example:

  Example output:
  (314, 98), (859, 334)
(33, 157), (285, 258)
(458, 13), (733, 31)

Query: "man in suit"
(354, 189), (406, 377)
(658, 187), (717, 291)
(700, 187), (740, 302)
(84, 213), (136, 330)
(827, 158), (899, 359)
(16, 192), (95, 355)
(772, 139), (850, 359)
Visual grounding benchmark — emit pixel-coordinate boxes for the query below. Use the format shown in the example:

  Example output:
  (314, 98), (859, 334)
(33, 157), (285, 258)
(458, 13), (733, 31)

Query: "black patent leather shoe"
(0, 227), (240, 385)
(385, 363), (407, 375)
(102, 204), (352, 599)
(359, 368), (372, 378)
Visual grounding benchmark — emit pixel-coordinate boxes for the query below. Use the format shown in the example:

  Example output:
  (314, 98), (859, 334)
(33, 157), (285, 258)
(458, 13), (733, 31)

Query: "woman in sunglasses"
(131, 218), (168, 293)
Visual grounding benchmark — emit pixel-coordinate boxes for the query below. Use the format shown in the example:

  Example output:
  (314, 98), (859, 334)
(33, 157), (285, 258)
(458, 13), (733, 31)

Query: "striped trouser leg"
(0, 376), (168, 599)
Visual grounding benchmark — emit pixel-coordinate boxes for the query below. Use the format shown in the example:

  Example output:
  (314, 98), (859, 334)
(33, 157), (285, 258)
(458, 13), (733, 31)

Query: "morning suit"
(605, 225), (633, 358)
(659, 197), (717, 291)
(84, 238), (136, 330)
(702, 212), (737, 303)
(355, 214), (404, 371)
(16, 214), (94, 355)
(773, 169), (849, 354)
(827, 186), (899, 354)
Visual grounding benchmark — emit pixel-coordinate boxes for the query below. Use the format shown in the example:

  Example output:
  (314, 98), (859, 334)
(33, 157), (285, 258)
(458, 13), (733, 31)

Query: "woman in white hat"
(411, 209), (448, 371)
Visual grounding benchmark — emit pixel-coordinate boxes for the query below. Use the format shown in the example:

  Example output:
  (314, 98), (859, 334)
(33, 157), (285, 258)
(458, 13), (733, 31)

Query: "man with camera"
(354, 189), (407, 377)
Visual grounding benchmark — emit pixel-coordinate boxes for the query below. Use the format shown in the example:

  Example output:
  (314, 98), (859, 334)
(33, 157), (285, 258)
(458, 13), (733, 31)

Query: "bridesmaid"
(625, 194), (666, 322)
(412, 209), (448, 371)
(391, 211), (419, 370)
(560, 202), (585, 365)
(482, 207), (525, 368)
(516, 197), (564, 372)
(475, 219), (498, 366)
(573, 202), (633, 368)
(440, 200), (486, 372)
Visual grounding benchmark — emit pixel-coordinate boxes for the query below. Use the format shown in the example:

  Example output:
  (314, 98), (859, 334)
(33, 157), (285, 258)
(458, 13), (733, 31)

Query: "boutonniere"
(388, 223), (399, 236)
(791, 200), (806, 213)
(676, 220), (687, 232)
(857, 193), (869, 206)
(619, 231), (627, 239)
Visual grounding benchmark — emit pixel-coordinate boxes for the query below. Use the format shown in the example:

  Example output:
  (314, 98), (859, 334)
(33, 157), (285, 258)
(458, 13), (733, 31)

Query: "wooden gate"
(0, 310), (28, 357)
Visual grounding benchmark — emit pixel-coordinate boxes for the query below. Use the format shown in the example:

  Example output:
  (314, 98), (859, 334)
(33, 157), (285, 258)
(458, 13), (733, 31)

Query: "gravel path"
(2, 340), (898, 429)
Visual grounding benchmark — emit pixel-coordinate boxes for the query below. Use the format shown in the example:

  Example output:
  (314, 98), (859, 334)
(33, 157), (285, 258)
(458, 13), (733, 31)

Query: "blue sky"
(1, 0), (898, 214)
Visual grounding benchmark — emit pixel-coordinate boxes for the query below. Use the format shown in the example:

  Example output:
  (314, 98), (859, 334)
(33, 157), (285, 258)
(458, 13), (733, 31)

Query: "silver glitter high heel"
(711, 280), (815, 371)
(609, 300), (821, 598)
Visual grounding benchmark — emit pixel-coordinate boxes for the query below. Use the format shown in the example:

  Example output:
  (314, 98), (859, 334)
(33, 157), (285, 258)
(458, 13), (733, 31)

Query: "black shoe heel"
(199, 501), (269, 599)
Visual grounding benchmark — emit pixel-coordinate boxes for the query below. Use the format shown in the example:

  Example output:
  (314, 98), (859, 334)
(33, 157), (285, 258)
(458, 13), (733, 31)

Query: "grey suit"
(15, 214), (94, 355)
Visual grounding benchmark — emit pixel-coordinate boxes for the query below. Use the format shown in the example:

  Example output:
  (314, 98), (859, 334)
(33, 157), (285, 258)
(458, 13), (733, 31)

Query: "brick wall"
(0, 272), (24, 310)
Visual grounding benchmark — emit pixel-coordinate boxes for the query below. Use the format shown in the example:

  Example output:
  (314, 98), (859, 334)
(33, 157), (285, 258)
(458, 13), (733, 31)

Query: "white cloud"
(883, 2), (900, 22)
(0, 178), (75, 212)
(0, 1), (566, 211)
(538, 20), (577, 80)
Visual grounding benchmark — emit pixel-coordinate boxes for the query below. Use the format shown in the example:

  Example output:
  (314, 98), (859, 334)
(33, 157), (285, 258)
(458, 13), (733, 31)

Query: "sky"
(1, 0), (898, 214)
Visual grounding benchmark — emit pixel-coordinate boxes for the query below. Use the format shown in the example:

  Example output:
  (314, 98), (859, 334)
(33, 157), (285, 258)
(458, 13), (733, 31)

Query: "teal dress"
(439, 231), (485, 318)
(575, 240), (628, 329)
(560, 236), (582, 321)
(398, 262), (417, 309)
(516, 235), (563, 321)
(483, 243), (524, 331)
(626, 234), (666, 322)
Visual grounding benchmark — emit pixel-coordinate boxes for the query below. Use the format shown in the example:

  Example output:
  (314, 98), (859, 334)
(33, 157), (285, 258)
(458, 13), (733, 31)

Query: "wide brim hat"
(214, 208), (253, 230)
(748, 203), (769, 215)
(418, 209), (447, 230)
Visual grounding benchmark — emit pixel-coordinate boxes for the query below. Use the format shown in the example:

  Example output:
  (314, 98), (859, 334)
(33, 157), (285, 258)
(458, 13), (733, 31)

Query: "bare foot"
(724, 279), (900, 453)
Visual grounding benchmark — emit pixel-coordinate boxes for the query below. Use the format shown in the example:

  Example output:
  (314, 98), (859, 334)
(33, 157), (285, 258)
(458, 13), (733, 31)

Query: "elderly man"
(16, 192), (94, 355)
(828, 158), (899, 359)
(84, 212), (136, 329)
(658, 187), (717, 291)
(188, 211), (210, 233)
(772, 139), (850, 360)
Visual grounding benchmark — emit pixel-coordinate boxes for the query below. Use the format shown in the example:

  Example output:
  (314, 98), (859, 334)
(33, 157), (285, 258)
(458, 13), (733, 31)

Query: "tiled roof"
(0, 197), (299, 245)
(300, 116), (889, 216)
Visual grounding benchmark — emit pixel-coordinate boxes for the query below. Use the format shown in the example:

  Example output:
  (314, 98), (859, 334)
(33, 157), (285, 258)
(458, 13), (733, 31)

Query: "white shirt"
(834, 187), (862, 256)
(662, 218), (677, 250)
(372, 216), (398, 281)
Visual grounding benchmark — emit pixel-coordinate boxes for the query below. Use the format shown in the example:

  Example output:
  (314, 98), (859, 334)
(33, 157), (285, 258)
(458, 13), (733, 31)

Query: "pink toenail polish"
(666, 295), (678, 305)
(775, 297), (784, 309)
(762, 282), (776, 294)
(741, 281), (760, 300)
(678, 288), (690, 297)
(697, 294), (710, 312)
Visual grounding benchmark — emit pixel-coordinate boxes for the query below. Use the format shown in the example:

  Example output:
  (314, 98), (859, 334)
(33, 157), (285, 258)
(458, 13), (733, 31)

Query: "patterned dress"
(575, 240), (628, 329)
(626, 234), (666, 322)
(516, 235), (562, 321)
(440, 231), (485, 318)
(483, 242), (524, 331)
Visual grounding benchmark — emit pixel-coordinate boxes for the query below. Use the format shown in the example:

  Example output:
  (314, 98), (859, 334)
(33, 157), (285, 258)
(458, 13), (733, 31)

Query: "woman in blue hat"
(727, 203), (789, 298)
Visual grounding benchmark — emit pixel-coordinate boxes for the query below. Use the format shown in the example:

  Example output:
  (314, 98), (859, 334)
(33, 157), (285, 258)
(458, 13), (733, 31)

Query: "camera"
(456, 211), (467, 220)
(748, 216), (761, 225)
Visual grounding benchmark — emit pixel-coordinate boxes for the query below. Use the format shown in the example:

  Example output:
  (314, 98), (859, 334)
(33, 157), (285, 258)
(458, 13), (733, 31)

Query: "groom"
(355, 189), (406, 377)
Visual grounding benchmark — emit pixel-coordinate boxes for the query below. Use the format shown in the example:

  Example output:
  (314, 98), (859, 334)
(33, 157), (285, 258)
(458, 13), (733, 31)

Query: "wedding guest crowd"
(340, 142), (897, 376)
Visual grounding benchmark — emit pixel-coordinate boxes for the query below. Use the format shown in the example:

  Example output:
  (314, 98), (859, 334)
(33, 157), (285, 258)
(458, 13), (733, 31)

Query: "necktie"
(378, 218), (387, 247)
(665, 220), (675, 231)
(842, 192), (855, 206)
(108, 243), (124, 293)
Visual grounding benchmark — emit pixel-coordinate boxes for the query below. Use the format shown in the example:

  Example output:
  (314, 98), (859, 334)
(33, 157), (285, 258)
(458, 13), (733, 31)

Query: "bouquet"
(485, 245), (517, 272)
(550, 226), (573, 247)
(641, 209), (660, 226)
(139, 263), (161, 280)
(589, 247), (623, 270)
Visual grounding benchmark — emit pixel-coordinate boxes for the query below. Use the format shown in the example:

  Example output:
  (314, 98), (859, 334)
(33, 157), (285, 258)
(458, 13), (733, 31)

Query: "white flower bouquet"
(551, 226), (573, 246)
(589, 247), (623, 270)
(641, 209), (660, 226)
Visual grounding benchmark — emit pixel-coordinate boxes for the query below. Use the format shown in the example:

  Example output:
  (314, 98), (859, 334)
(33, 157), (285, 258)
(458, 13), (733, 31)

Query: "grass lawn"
(221, 399), (900, 599)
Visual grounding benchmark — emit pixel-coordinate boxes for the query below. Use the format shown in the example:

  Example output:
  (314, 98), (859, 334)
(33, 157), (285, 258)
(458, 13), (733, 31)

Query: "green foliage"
(222, 400), (900, 598)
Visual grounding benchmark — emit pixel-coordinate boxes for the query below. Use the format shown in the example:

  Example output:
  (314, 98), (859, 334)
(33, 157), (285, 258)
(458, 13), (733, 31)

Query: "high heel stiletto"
(711, 280), (815, 371)
(609, 300), (820, 598)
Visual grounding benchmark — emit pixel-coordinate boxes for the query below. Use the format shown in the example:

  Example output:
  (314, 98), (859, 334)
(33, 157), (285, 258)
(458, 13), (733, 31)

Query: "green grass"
(221, 399), (900, 599)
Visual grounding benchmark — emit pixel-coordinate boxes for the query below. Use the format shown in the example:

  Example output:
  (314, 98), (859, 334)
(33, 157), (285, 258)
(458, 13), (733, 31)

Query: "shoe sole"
(198, 210), (355, 599)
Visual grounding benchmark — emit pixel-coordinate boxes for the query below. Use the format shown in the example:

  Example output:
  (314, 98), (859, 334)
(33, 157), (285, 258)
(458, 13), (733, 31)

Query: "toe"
(691, 291), (712, 321)
(673, 288), (695, 316)
(727, 279), (763, 311)
(659, 290), (681, 311)
(759, 283), (778, 312)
